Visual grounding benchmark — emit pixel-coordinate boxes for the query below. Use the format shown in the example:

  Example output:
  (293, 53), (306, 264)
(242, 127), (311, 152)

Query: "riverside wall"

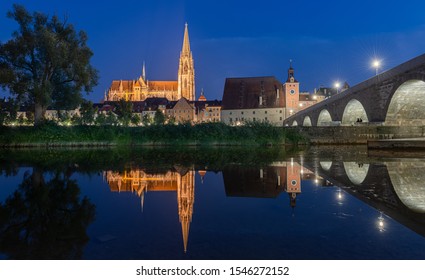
(291, 125), (425, 144)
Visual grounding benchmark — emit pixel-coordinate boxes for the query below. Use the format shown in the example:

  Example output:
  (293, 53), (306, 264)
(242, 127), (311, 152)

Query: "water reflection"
(105, 168), (195, 252)
(0, 167), (95, 259)
(1, 147), (425, 259)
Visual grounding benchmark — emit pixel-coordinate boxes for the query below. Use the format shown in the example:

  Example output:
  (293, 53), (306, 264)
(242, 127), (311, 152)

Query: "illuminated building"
(106, 24), (195, 102)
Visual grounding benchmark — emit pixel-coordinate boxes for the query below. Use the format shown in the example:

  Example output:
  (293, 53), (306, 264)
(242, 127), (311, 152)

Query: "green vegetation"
(0, 122), (305, 147)
(0, 4), (98, 125)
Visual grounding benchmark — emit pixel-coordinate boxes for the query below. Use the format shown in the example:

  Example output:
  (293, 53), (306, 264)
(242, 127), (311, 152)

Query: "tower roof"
(182, 23), (191, 54)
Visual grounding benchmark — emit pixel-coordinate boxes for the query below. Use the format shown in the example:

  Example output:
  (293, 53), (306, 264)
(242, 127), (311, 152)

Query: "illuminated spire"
(182, 23), (191, 54)
(142, 61), (146, 81)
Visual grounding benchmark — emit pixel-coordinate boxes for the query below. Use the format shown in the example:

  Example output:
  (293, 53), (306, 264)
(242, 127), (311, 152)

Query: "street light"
(372, 59), (381, 76)
(334, 82), (341, 94)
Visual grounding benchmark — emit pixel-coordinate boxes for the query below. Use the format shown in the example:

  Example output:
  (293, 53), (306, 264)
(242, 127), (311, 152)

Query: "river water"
(0, 146), (424, 259)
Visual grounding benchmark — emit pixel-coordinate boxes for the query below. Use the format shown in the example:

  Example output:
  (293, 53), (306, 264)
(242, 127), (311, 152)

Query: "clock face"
(290, 89), (296, 95)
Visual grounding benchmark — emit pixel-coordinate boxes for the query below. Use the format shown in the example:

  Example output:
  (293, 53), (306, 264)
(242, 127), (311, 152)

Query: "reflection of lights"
(314, 178), (319, 185)
(336, 188), (343, 205)
(377, 212), (385, 232)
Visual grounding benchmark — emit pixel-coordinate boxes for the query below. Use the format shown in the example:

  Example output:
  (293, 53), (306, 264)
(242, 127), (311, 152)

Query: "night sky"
(1, 0), (425, 102)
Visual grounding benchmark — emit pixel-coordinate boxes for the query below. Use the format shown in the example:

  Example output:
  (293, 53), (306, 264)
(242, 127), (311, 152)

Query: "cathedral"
(106, 24), (195, 102)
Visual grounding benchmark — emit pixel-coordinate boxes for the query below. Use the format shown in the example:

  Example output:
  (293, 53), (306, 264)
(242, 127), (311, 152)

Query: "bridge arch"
(341, 99), (368, 125)
(319, 161), (333, 171)
(343, 162), (370, 185)
(387, 161), (425, 213)
(292, 120), (298, 127)
(385, 80), (425, 126)
(303, 116), (312, 127)
(317, 109), (332, 126)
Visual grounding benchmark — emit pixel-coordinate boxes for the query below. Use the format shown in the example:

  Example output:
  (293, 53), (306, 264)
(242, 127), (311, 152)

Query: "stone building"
(106, 24), (195, 102)
(221, 64), (327, 126)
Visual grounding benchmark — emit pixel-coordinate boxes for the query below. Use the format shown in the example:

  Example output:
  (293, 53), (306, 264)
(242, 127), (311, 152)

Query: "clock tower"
(283, 61), (299, 118)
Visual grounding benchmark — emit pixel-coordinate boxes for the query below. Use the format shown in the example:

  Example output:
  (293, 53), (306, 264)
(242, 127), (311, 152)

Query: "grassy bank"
(0, 122), (305, 147)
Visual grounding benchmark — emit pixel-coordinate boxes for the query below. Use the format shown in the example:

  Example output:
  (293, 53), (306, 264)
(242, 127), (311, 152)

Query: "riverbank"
(0, 122), (305, 147)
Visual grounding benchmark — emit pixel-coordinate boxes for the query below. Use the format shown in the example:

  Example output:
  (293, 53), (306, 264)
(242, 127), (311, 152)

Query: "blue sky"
(1, 0), (425, 102)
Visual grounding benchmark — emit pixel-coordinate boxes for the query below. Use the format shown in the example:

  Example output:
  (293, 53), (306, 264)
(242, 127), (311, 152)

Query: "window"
(230, 112), (232, 115)
(279, 110), (282, 113)
(253, 117), (256, 121)
(230, 118), (233, 122)
(265, 117), (268, 121)
(265, 111), (267, 114)
(241, 111), (244, 115)
(253, 111), (255, 114)
(280, 117), (282, 121)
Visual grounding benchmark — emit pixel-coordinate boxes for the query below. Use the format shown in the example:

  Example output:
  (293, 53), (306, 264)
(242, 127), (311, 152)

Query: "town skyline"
(1, 0), (425, 102)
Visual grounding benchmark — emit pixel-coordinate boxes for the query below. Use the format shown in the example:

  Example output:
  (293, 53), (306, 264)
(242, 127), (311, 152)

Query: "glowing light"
(372, 59), (381, 75)
(334, 82), (341, 94)
(377, 212), (385, 232)
(337, 188), (343, 201)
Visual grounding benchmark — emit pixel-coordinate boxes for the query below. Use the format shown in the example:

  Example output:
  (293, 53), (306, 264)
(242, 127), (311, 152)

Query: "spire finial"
(182, 23), (191, 54)
(289, 59), (293, 68)
(142, 61), (146, 80)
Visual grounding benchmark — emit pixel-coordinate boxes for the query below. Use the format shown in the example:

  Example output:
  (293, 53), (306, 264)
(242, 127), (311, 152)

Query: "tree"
(115, 99), (133, 126)
(131, 113), (141, 126)
(154, 109), (166, 125)
(0, 4), (98, 125)
(142, 114), (152, 126)
(79, 100), (96, 125)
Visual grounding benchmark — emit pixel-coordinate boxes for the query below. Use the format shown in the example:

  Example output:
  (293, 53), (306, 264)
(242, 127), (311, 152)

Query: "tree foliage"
(154, 109), (166, 125)
(0, 4), (98, 125)
(115, 99), (133, 126)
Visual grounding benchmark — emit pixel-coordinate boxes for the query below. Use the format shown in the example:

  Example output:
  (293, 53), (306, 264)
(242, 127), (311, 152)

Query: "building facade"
(221, 76), (286, 126)
(106, 24), (195, 102)
(221, 64), (326, 126)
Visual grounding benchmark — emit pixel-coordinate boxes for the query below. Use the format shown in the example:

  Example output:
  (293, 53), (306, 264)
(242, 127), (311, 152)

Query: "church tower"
(283, 61), (299, 118)
(178, 23), (195, 101)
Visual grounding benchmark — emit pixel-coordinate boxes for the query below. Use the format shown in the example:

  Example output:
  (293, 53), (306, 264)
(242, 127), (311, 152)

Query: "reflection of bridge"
(284, 53), (425, 128)
(298, 148), (425, 237)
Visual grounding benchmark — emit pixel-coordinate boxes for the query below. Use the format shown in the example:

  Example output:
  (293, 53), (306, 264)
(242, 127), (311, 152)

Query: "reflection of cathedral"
(105, 167), (195, 252)
(106, 24), (195, 102)
(104, 160), (316, 253)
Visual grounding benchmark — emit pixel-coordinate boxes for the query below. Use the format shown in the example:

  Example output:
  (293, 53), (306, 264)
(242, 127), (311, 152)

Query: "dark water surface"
(1, 146), (425, 260)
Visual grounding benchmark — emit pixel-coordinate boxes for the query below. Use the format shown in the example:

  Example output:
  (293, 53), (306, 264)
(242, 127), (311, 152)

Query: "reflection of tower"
(105, 168), (196, 252)
(286, 159), (301, 208)
(177, 170), (195, 253)
(198, 170), (207, 184)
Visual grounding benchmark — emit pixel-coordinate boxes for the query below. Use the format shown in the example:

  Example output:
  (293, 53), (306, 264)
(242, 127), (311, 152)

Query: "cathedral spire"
(142, 61), (146, 81)
(178, 23), (195, 101)
(182, 23), (191, 54)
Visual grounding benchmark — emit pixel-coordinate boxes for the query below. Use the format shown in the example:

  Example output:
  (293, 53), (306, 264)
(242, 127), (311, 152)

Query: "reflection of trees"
(0, 167), (95, 259)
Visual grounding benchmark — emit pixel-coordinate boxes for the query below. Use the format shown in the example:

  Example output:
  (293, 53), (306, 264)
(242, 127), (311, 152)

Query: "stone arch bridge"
(284, 53), (425, 128)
